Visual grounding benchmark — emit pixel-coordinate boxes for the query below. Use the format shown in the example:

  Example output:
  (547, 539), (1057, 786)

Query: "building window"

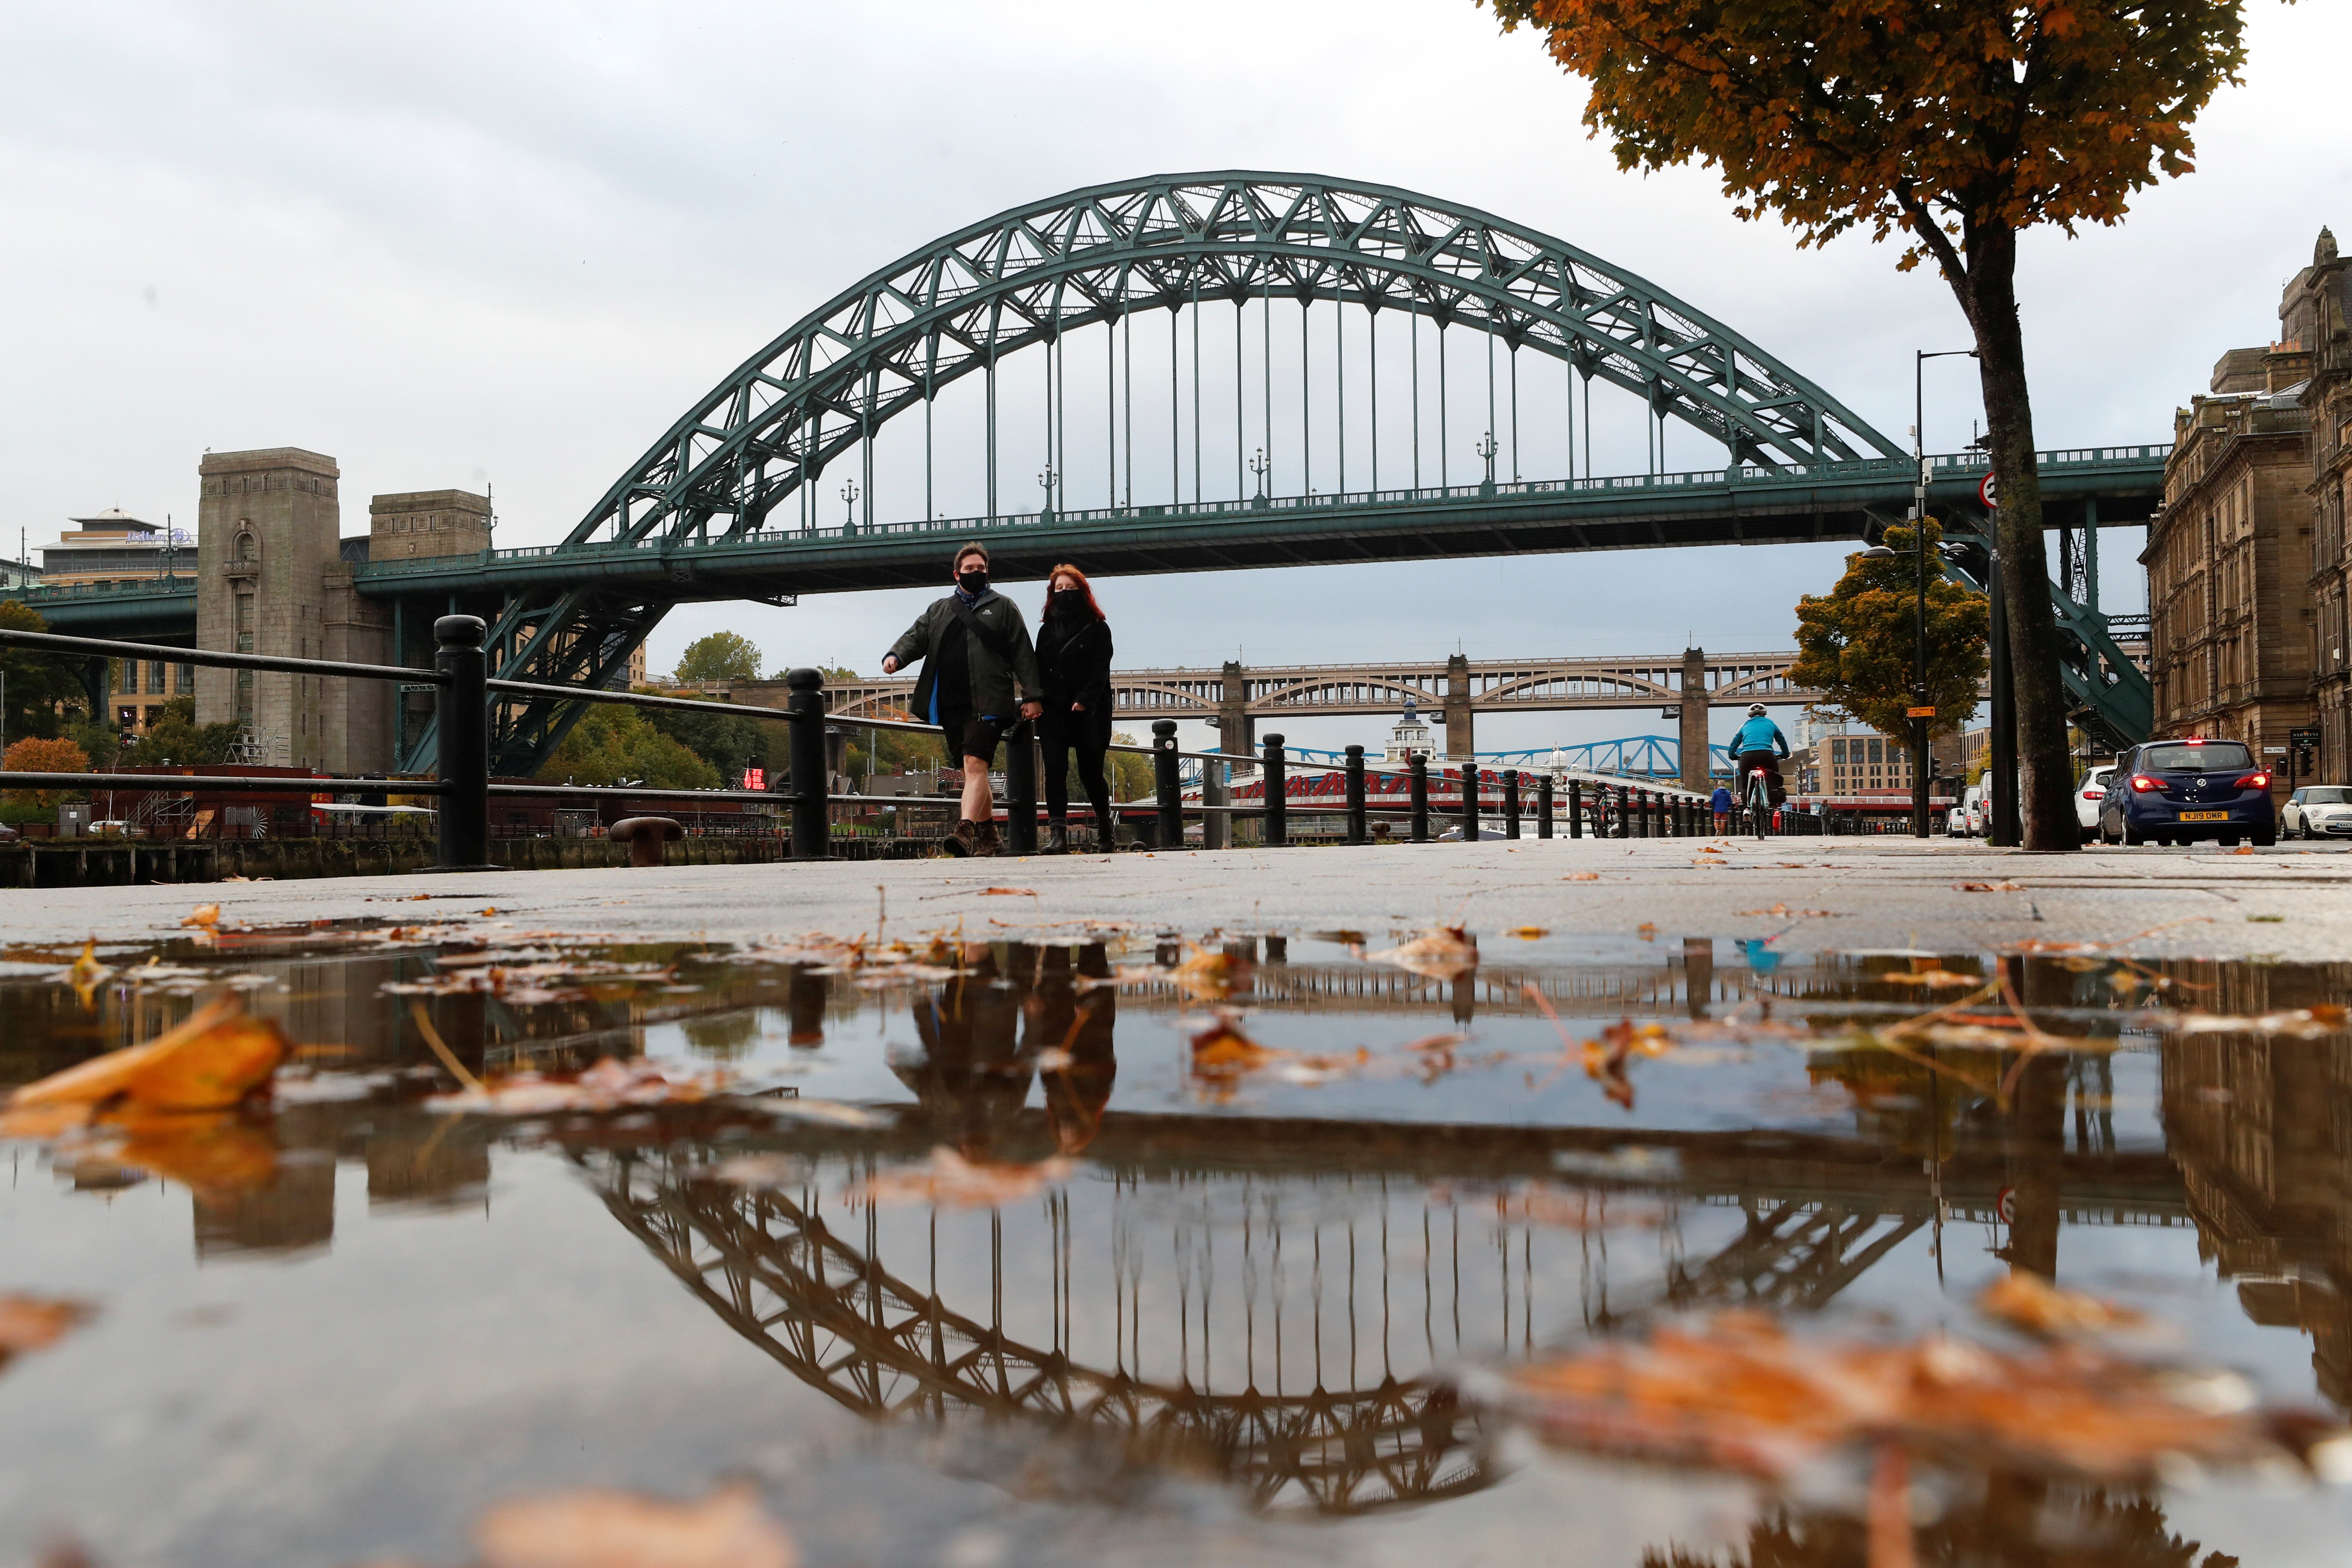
(176, 663), (194, 695)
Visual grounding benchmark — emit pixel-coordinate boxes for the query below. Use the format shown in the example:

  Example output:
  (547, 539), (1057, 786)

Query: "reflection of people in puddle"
(1030, 945), (1116, 1154)
(1739, 938), (1782, 976)
(893, 943), (1115, 1159)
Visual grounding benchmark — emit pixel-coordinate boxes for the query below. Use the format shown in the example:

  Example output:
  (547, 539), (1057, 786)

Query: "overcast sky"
(5, 1), (2343, 756)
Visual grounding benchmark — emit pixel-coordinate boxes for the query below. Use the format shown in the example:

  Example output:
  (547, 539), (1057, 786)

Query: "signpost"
(1978, 471), (1998, 510)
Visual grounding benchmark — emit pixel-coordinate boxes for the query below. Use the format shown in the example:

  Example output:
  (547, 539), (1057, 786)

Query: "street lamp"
(1864, 348), (1978, 838)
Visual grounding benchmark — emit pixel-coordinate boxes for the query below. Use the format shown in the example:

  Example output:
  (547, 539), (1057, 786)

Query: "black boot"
(1045, 822), (1069, 854)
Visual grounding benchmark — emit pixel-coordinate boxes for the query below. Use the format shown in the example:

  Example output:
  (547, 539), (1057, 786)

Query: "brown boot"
(944, 819), (979, 857)
(972, 816), (1001, 858)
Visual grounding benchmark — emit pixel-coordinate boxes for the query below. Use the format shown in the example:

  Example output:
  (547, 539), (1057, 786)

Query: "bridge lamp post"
(1037, 466), (1057, 519)
(1248, 449), (1269, 503)
(840, 479), (859, 533)
(1865, 346), (1978, 839)
(1476, 432), (1498, 491)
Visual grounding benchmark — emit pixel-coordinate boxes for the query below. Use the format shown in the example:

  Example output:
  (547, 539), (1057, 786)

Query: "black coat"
(1035, 614), (1113, 746)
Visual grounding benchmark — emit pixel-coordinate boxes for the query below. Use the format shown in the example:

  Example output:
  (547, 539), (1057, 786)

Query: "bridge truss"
(451, 172), (1905, 775)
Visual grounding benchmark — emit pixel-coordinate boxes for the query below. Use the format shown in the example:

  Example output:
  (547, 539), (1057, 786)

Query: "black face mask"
(1051, 587), (1086, 616)
(957, 569), (989, 594)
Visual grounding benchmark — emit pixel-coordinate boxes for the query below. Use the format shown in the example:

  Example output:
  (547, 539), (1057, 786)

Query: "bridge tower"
(194, 448), (390, 774)
(1679, 647), (1711, 793)
(1442, 653), (1474, 760)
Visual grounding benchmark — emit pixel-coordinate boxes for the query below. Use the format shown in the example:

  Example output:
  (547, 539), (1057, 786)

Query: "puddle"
(3, 924), (2350, 1564)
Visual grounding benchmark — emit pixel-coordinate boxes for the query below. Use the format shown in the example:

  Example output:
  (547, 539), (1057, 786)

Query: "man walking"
(1709, 781), (1733, 834)
(882, 543), (1044, 857)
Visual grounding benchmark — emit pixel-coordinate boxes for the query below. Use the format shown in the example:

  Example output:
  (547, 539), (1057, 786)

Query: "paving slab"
(5, 836), (2349, 962)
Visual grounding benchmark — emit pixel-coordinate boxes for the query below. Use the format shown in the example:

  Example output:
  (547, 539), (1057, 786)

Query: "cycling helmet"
(1746, 703), (1767, 717)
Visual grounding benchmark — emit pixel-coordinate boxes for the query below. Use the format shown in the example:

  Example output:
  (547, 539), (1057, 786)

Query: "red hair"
(1041, 562), (1106, 623)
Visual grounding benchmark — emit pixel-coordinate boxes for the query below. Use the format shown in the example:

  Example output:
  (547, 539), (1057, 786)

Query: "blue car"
(2097, 738), (2275, 847)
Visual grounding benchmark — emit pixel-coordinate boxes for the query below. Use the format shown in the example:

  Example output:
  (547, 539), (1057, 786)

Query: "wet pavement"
(3, 839), (2351, 1565)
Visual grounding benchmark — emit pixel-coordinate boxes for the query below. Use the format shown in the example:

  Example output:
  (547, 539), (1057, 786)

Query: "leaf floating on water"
(1880, 958), (1982, 989)
(2156, 1008), (2349, 1039)
(54, 940), (111, 1009)
(425, 1057), (734, 1116)
(475, 1483), (796, 1568)
(1954, 880), (2025, 893)
(1470, 1310), (2332, 1486)
(1504, 925), (1550, 940)
(976, 886), (1036, 897)
(1563, 871), (1601, 882)
(1187, 1011), (1279, 1078)
(1583, 1018), (1673, 1109)
(1368, 926), (1478, 981)
(1635, 923), (1658, 941)
(1734, 904), (1837, 918)
(1167, 945), (1250, 999)
(859, 1147), (1072, 1210)
(180, 903), (221, 930)
(0, 1295), (94, 1369)
(1978, 1272), (2144, 1338)
(7, 994), (287, 1112)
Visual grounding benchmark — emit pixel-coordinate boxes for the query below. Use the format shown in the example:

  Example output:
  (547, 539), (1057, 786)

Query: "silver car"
(2282, 785), (2352, 839)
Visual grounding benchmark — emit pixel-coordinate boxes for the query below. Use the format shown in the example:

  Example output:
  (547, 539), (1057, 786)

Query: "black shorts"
(941, 713), (1007, 763)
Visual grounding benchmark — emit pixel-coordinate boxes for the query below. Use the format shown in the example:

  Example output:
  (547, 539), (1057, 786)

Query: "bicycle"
(1743, 764), (1775, 840)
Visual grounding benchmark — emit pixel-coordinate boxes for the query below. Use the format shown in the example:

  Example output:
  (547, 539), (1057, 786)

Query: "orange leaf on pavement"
(475, 1484), (795, 1568)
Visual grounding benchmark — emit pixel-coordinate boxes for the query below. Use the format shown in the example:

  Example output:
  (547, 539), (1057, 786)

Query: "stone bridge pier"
(1680, 646), (1710, 793)
(1443, 652), (1474, 761)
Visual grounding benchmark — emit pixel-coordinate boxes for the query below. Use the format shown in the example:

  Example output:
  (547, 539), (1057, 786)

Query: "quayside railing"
(0, 616), (1753, 869)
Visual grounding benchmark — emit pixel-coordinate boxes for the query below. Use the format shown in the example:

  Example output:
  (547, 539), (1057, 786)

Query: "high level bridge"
(793, 646), (1822, 769)
(6, 172), (2158, 773)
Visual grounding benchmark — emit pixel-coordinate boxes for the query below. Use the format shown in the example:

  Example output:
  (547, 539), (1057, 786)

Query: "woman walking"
(1035, 563), (1115, 853)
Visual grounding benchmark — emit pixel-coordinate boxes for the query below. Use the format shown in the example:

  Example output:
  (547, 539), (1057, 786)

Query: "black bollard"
(1152, 720), (1182, 849)
(1567, 778), (1581, 839)
(1004, 723), (1038, 854)
(1263, 732), (1288, 847)
(1458, 762), (1478, 843)
(1344, 744), (1367, 845)
(1537, 774), (1554, 838)
(786, 668), (830, 860)
(1503, 769), (1521, 839)
(432, 615), (494, 871)
(1409, 753), (1430, 842)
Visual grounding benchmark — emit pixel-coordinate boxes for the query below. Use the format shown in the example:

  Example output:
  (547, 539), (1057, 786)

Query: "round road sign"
(1978, 471), (1999, 510)
(1994, 1184), (2016, 1225)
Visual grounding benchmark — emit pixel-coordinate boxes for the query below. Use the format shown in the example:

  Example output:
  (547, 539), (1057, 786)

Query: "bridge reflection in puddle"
(3, 931), (2348, 1561)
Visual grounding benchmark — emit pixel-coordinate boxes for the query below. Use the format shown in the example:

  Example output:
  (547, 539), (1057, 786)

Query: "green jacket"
(885, 589), (1043, 721)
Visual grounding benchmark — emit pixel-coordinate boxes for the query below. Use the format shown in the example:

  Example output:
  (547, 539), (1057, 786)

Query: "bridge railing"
(0, 620), (1736, 865)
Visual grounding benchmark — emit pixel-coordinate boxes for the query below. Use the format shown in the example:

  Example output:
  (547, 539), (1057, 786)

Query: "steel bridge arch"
(474, 172), (1899, 772)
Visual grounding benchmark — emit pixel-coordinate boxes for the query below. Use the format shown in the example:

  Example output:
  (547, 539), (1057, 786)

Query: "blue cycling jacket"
(1731, 716), (1788, 756)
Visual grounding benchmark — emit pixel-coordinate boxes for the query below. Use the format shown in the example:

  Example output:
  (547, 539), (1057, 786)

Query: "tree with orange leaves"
(2, 735), (89, 811)
(1483, 0), (2266, 850)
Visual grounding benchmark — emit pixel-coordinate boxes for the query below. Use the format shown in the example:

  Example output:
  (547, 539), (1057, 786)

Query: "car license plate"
(2178, 810), (2229, 822)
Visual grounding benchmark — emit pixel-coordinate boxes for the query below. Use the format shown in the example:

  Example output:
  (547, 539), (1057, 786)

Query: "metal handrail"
(0, 618), (1736, 863)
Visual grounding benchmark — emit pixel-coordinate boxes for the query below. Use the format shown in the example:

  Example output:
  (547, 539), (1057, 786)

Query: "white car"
(2282, 785), (2352, 839)
(1960, 783), (1986, 836)
(1946, 805), (1969, 835)
(2075, 765), (2117, 843)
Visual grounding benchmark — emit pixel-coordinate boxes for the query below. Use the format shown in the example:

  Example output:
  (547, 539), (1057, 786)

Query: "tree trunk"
(1954, 224), (2080, 852)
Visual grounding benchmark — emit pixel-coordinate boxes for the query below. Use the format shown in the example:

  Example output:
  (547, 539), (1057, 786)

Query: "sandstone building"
(2291, 230), (2352, 771)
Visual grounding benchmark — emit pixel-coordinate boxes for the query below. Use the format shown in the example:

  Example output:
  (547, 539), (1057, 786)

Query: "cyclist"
(1730, 704), (1789, 809)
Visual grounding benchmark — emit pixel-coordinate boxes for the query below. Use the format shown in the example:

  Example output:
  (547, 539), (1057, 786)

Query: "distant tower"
(1384, 698), (1433, 765)
(195, 448), (390, 773)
